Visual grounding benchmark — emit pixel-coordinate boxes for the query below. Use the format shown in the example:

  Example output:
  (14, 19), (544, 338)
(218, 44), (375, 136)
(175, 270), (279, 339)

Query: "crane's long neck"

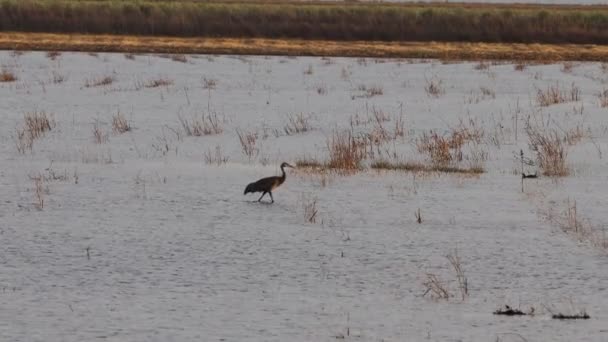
(280, 165), (287, 181)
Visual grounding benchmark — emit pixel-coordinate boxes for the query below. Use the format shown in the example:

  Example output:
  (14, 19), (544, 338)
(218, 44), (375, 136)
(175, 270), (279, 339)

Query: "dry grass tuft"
(564, 199), (582, 234)
(355, 84), (383, 98)
(474, 61), (490, 70)
(536, 82), (580, 106)
(112, 111), (131, 134)
(178, 112), (223, 136)
(31, 174), (45, 210)
(46, 51), (61, 60)
(537, 85), (565, 106)
(598, 89), (608, 108)
(204, 145), (229, 165)
(326, 130), (366, 172)
(37, 163), (70, 183)
(15, 127), (33, 153)
(415, 119), (485, 170)
(393, 112), (406, 138)
(202, 77), (217, 89)
(423, 273), (450, 300)
(316, 84), (328, 95)
(340, 66), (352, 80)
(425, 77), (444, 98)
(145, 77), (173, 88)
(561, 61), (575, 73)
(371, 108), (391, 123)
(563, 125), (585, 146)
(284, 112), (312, 135)
(24, 111), (54, 140)
(171, 54), (188, 63)
(303, 197), (318, 223)
(416, 132), (459, 166)
(51, 71), (66, 84)
(467, 86), (496, 103)
(93, 120), (109, 144)
(0, 69), (17, 82)
(423, 251), (469, 301)
(542, 198), (607, 252)
(303, 64), (314, 75)
(479, 86), (495, 98)
(355, 107), (398, 151)
(526, 125), (569, 176)
(85, 75), (115, 88)
(16, 111), (56, 152)
(447, 250), (468, 301)
(236, 128), (259, 160)
(365, 85), (383, 97)
(151, 128), (176, 157)
(514, 62), (528, 71)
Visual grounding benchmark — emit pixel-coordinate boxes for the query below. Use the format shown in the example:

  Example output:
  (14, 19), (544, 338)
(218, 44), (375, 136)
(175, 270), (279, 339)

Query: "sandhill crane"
(244, 162), (294, 203)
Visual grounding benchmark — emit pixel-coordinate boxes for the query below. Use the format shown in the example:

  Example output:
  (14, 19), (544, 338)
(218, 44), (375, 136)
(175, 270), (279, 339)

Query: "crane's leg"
(258, 192), (266, 202)
(269, 191), (274, 203)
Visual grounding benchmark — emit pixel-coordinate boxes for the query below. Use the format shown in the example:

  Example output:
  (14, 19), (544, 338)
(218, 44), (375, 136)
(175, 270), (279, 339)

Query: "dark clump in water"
(493, 305), (527, 316)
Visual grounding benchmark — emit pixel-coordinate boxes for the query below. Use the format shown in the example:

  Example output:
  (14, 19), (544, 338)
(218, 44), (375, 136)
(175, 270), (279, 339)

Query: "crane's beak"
(285, 163), (295, 168)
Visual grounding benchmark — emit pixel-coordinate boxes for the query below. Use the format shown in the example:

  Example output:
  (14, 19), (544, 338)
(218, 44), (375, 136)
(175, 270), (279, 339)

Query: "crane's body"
(244, 162), (294, 203)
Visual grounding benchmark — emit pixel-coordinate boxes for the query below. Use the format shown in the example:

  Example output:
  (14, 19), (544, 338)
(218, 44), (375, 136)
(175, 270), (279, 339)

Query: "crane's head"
(281, 162), (295, 169)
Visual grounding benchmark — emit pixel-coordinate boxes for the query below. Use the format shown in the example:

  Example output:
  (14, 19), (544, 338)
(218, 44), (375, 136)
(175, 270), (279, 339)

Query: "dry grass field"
(3, 32), (608, 61)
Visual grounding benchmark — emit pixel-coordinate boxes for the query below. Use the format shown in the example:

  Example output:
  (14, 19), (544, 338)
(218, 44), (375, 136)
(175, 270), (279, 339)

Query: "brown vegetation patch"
(236, 128), (259, 160)
(46, 51), (61, 60)
(371, 160), (483, 174)
(514, 62), (528, 71)
(541, 198), (607, 252)
(145, 77), (173, 88)
(178, 112), (224, 137)
(296, 158), (324, 169)
(357, 84), (383, 98)
(15, 111), (55, 153)
(93, 120), (109, 144)
(598, 89), (608, 108)
(0, 69), (17, 82)
(425, 78), (444, 97)
(326, 130), (366, 173)
(112, 112), (131, 134)
(415, 119), (486, 171)
(85, 75), (115, 88)
(526, 126), (569, 176)
(171, 54), (187, 63)
(3, 33), (608, 61)
(204, 145), (229, 165)
(284, 113), (312, 135)
(536, 82), (580, 106)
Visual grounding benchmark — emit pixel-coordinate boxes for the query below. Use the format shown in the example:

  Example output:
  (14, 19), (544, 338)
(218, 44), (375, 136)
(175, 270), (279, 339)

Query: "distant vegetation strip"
(2, 1), (608, 44)
(2, 32), (608, 61)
